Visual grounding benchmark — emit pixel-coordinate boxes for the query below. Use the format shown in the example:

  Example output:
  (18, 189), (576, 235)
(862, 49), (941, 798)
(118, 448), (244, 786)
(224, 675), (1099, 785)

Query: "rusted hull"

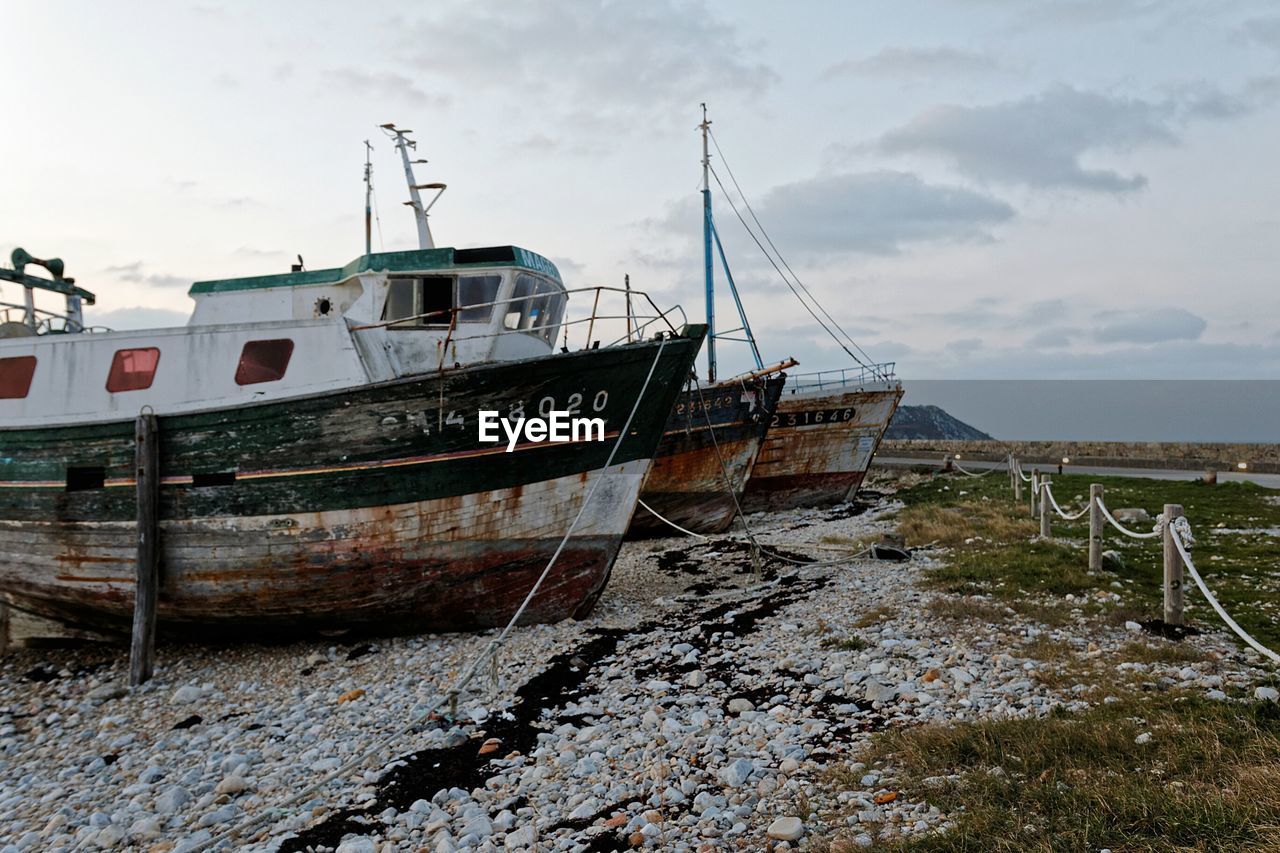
(0, 330), (705, 640)
(0, 463), (644, 638)
(628, 376), (784, 537)
(741, 381), (903, 512)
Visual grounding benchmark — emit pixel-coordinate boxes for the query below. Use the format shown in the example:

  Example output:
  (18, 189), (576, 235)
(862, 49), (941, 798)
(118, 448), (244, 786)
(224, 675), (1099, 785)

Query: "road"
(875, 456), (1280, 490)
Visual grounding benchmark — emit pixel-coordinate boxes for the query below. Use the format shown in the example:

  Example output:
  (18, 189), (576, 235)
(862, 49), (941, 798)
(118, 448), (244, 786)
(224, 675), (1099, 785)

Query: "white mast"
(380, 123), (446, 250)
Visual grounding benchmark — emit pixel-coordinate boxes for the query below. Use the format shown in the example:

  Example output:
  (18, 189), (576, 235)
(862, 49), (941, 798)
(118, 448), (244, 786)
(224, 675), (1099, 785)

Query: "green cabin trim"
(188, 246), (562, 296)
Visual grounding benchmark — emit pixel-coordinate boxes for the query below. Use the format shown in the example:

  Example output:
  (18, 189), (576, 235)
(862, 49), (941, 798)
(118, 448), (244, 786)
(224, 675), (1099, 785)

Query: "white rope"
(1171, 528), (1280, 665)
(194, 338), (671, 851)
(1041, 483), (1090, 521)
(637, 497), (709, 540)
(1096, 497), (1161, 540)
(952, 459), (1000, 478)
(1016, 463), (1032, 483)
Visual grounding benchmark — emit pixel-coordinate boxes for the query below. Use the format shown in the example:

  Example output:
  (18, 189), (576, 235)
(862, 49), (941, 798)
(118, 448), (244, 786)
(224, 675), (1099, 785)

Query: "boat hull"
(741, 381), (903, 512)
(628, 376), (784, 537)
(0, 331), (704, 639)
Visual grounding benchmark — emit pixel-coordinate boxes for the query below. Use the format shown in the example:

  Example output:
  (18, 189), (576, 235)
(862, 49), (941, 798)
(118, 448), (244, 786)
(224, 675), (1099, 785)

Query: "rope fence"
(1000, 456), (1279, 666)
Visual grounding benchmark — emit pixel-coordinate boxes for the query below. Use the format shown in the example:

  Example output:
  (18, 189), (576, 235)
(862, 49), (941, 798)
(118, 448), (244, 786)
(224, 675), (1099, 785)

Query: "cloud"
(389, 0), (775, 126)
(877, 85), (1182, 192)
(1026, 327), (1078, 348)
(736, 171), (1015, 256)
(823, 47), (1003, 81)
(91, 306), (190, 330)
(1092, 307), (1207, 344)
(233, 246), (286, 259)
(323, 68), (449, 107)
(1244, 16), (1280, 52)
(102, 262), (189, 290)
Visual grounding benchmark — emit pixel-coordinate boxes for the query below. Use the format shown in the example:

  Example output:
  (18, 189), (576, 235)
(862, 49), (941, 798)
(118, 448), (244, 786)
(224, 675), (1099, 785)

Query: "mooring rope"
(637, 497), (710, 540)
(194, 338), (671, 851)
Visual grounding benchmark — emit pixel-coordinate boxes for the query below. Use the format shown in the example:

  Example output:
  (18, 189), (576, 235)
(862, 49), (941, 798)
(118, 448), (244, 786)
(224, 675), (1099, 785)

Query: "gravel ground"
(1, 488), (1274, 852)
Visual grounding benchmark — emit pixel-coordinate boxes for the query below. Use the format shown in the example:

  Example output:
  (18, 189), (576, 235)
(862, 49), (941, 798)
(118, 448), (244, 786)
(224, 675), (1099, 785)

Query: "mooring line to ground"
(1004, 456), (1280, 668)
(637, 497), (710, 540)
(192, 339), (671, 852)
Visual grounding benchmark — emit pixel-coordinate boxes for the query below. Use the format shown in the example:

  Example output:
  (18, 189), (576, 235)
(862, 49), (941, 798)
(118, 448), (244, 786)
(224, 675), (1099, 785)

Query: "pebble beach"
(1, 480), (1274, 852)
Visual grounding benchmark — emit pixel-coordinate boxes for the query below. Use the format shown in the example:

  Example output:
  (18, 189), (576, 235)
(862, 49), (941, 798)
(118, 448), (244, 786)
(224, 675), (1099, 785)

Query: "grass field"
(825, 467), (1280, 852)
(897, 468), (1280, 649)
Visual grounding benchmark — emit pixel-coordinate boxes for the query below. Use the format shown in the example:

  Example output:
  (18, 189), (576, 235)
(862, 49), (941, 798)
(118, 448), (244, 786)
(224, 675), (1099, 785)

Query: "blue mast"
(700, 104), (716, 382)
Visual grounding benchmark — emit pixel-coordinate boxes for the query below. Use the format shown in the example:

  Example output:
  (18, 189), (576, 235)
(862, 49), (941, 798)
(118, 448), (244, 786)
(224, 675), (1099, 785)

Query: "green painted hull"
(0, 328), (705, 638)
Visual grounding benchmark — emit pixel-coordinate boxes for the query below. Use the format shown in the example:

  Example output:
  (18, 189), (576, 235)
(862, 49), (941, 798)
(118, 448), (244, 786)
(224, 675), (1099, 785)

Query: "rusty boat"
(742, 365), (903, 511)
(689, 106), (903, 513)
(0, 128), (705, 642)
(627, 369), (786, 537)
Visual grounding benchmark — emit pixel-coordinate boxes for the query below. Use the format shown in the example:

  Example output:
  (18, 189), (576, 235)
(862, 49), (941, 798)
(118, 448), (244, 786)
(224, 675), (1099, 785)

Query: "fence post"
(1088, 484), (1103, 572)
(130, 412), (160, 687)
(1163, 503), (1185, 626)
(1013, 459), (1022, 502)
(1039, 476), (1051, 538)
(942, 454), (953, 473)
(1030, 468), (1039, 518)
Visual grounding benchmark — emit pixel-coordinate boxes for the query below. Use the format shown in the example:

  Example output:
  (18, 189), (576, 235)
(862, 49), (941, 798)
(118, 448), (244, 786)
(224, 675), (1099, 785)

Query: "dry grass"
(896, 503), (1036, 549)
(1117, 639), (1209, 665)
(852, 605), (898, 629)
(835, 693), (1280, 851)
(925, 596), (1009, 624)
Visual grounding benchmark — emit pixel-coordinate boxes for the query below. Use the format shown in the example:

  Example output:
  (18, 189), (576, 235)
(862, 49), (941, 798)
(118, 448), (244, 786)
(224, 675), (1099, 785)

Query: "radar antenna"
(380, 123), (447, 250)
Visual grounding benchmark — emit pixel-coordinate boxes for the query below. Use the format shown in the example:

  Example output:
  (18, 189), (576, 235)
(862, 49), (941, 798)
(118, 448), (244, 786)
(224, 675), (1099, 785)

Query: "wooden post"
(942, 455), (953, 473)
(1013, 459), (1022, 502)
(1163, 503), (1184, 626)
(1088, 484), (1103, 572)
(1030, 468), (1040, 518)
(1203, 469), (1217, 485)
(1039, 475), (1051, 538)
(130, 413), (160, 687)
(1008, 455), (1015, 491)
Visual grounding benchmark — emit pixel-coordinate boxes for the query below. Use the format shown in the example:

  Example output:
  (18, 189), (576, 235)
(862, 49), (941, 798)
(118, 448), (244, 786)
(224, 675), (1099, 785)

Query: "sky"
(4, 0), (1280, 384)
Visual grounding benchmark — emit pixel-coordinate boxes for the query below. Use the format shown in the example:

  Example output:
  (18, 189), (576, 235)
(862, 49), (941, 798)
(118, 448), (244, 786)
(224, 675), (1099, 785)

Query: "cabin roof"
(188, 245), (562, 296)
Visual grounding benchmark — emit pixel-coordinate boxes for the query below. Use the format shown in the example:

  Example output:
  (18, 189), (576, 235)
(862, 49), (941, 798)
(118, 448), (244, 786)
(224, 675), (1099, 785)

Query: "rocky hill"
(885, 405), (993, 441)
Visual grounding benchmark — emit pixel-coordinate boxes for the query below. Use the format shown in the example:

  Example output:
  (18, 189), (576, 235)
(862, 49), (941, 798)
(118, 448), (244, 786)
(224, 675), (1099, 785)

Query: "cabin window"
(382, 275), (454, 327)
(457, 275), (501, 323)
(66, 466), (106, 491)
(235, 339), (294, 385)
(505, 274), (566, 343)
(106, 347), (160, 393)
(0, 355), (36, 399)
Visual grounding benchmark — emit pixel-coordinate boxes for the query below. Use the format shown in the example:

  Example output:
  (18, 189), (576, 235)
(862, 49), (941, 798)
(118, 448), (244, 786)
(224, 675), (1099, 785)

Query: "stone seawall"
(880, 440), (1280, 474)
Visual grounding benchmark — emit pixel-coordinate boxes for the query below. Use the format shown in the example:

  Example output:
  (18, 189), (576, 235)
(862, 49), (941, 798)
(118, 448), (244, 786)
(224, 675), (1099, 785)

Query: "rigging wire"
(708, 128), (881, 371)
(708, 165), (869, 369)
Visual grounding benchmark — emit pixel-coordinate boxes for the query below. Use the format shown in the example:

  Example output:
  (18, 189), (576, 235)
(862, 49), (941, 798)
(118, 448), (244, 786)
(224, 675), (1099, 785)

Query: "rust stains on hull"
(629, 377), (783, 537)
(1, 460), (648, 641)
(742, 383), (903, 512)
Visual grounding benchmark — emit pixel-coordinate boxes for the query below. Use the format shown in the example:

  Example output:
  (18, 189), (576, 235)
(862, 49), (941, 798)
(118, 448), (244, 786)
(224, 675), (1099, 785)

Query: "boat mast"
(700, 103), (716, 382)
(380, 123), (447, 250)
(363, 139), (374, 256)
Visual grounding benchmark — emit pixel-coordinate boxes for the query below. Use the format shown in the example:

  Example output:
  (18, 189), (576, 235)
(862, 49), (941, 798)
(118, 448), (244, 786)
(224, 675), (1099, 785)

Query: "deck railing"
(785, 362), (897, 392)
